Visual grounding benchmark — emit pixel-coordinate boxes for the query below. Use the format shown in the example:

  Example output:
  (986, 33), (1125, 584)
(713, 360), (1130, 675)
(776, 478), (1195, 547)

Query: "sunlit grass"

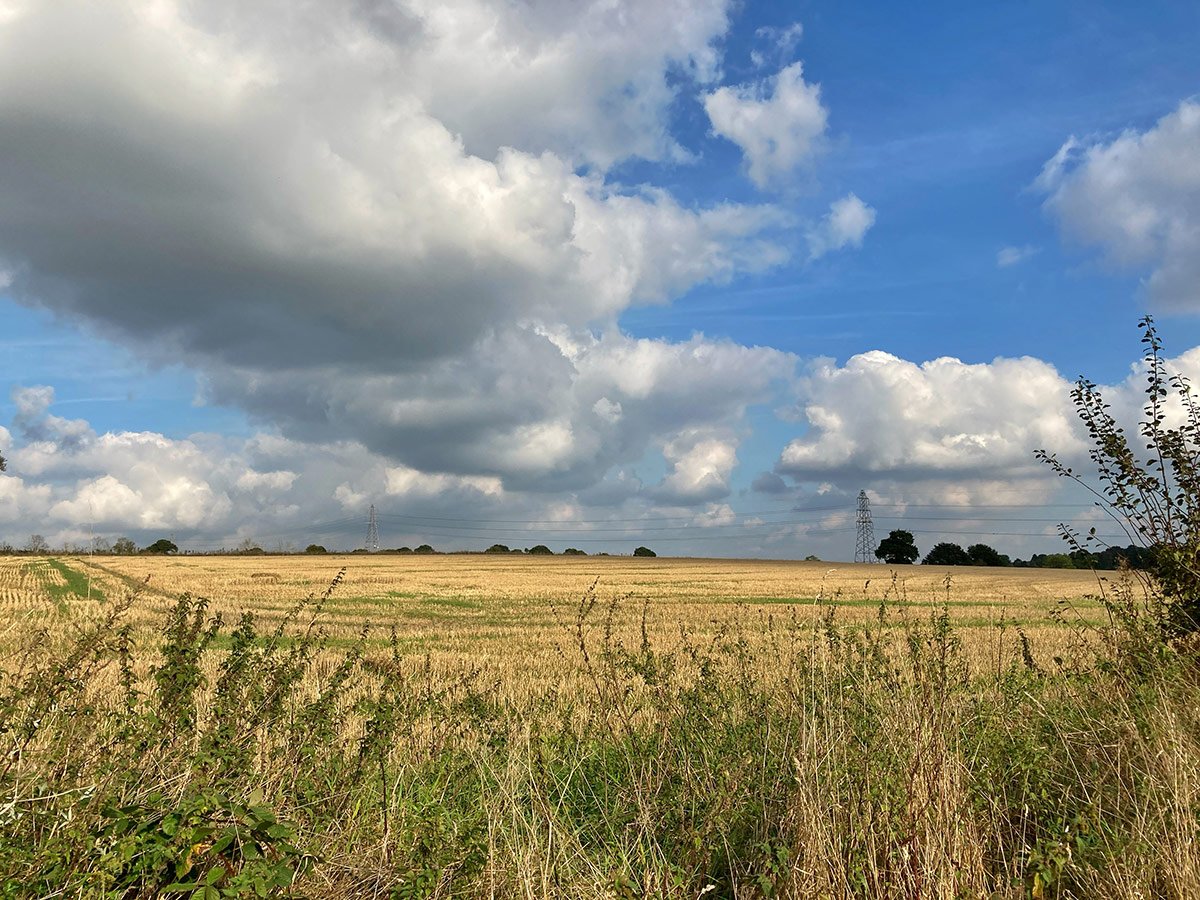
(3, 554), (1193, 898)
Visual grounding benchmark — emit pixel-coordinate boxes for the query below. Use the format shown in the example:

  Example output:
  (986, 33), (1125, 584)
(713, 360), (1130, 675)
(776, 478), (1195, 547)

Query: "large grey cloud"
(0, 1), (782, 368)
(204, 329), (794, 491)
(0, 0), (834, 497)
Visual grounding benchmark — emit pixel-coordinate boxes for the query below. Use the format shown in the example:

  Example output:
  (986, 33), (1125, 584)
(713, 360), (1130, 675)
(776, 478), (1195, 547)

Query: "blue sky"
(623, 0), (1200, 371)
(1, 0), (1198, 557)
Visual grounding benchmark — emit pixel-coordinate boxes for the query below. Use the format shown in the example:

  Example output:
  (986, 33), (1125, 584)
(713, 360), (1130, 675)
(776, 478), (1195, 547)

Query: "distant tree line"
(0, 536), (656, 557)
(873, 528), (1155, 570)
(0, 522), (1154, 570)
(1, 534), (143, 555)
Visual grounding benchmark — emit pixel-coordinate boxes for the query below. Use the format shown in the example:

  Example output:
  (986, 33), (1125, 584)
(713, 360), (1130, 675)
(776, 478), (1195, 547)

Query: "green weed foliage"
(1, 565), (1199, 899)
(1039, 316), (1200, 639)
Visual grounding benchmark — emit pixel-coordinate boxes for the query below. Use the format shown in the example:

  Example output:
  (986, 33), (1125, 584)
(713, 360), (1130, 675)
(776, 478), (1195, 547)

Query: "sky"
(1, 0), (1199, 559)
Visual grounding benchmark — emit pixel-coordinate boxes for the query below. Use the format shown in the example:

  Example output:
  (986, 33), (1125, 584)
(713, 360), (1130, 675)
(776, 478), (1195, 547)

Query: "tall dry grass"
(2, 559), (1198, 899)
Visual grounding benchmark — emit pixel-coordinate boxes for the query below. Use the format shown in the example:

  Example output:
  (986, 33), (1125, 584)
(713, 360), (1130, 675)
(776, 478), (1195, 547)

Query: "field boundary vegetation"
(1, 560), (1198, 898)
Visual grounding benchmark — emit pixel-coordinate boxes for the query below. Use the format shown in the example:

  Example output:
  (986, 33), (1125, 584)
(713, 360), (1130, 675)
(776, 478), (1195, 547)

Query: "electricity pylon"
(854, 490), (876, 563)
(366, 504), (380, 553)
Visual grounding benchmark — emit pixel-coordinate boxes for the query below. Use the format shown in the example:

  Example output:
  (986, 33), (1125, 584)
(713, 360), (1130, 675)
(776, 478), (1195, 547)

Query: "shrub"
(94, 789), (311, 895)
(304, 544), (327, 554)
(632, 546), (656, 557)
(1038, 316), (1200, 636)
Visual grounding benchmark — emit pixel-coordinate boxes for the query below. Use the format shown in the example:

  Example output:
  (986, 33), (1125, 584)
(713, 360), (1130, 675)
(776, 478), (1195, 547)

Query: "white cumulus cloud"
(704, 62), (828, 188)
(777, 352), (1084, 481)
(1038, 100), (1200, 310)
(807, 194), (876, 260)
(655, 433), (739, 503)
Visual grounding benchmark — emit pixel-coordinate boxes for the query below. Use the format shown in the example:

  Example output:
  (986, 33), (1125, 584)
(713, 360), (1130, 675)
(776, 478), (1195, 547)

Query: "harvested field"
(3, 553), (1106, 685)
(4, 553), (1193, 899)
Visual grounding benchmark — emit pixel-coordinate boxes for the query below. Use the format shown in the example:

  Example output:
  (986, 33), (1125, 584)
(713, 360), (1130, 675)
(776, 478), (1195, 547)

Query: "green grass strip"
(44, 557), (106, 604)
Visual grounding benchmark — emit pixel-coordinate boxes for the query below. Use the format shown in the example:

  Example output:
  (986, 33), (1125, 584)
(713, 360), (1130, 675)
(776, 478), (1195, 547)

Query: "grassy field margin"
(1, 557), (1197, 899)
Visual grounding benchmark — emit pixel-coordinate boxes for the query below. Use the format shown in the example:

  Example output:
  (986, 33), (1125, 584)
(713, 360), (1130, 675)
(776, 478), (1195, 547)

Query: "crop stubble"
(1, 553), (1105, 697)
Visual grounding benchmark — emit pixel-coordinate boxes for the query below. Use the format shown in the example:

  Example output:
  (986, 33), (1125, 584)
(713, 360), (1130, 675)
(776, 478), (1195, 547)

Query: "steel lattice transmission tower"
(365, 504), (380, 553)
(854, 490), (876, 563)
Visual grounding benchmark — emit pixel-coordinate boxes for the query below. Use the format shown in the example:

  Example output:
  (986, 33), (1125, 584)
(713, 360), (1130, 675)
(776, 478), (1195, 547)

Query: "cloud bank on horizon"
(0, 1), (1197, 557)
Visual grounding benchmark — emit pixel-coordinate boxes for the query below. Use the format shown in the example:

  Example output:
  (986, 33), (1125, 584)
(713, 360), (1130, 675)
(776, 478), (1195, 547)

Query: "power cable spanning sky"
(1, 1), (1198, 558)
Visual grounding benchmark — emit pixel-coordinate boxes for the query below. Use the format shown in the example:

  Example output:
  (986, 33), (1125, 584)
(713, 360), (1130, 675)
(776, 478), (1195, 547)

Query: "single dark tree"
(923, 542), (971, 566)
(562, 548), (587, 555)
(112, 537), (137, 555)
(875, 530), (919, 565)
(144, 538), (178, 555)
(526, 544), (553, 555)
(305, 544), (328, 554)
(633, 546), (657, 558)
(804, 554), (821, 561)
(967, 543), (1009, 567)
(414, 544), (435, 554)
(485, 544), (511, 554)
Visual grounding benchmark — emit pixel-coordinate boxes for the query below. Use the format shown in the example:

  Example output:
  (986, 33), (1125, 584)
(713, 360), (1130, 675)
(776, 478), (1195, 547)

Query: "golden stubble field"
(1, 553), (1111, 696)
